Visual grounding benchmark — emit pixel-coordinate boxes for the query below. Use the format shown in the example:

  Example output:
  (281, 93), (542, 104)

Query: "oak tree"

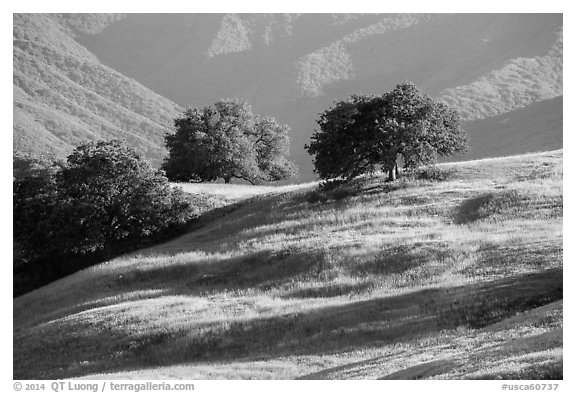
(13, 140), (194, 261)
(162, 99), (297, 184)
(306, 83), (468, 182)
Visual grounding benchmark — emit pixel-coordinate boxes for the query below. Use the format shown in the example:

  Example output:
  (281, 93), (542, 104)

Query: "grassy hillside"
(13, 150), (562, 379)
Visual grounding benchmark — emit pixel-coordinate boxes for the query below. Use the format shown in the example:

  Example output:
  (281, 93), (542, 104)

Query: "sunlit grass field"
(13, 150), (563, 380)
(172, 182), (313, 203)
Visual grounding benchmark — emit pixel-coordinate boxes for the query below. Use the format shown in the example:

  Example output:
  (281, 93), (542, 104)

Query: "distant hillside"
(14, 150), (563, 379)
(465, 96), (563, 160)
(14, 14), (562, 178)
(79, 13), (562, 179)
(13, 14), (181, 166)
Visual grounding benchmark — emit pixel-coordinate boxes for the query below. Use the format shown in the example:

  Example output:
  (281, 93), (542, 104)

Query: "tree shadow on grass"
(454, 193), (495, 224)
(140, 268), (562, 368)
(459, 239), (563, 277)
(350, 242), (454, 277)
(281, 281), (375, 299)
(301, 328), (562, 380)
(13, 247), (322, 332)
(454, 190), (562, 225)
(15, 267), (562, 379)
(126, 248), (324, 295)
(122, 240), (457, 300)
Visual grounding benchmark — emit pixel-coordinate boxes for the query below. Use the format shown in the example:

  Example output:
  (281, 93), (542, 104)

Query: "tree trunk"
(395, 163), (399, 179)
(387, 167), (396, 182)
(224, 177), (231, 184)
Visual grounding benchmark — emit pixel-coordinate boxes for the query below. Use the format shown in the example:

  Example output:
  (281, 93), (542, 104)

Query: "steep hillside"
(13, 14), (182, 166)
(77, 13), (562, 178)
(14, 150), (562, 379)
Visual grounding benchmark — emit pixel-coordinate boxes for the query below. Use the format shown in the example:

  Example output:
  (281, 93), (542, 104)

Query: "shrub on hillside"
(411, 166), (456, 182)
(307, 179), (366, 204)
(307, 189), (328, 204)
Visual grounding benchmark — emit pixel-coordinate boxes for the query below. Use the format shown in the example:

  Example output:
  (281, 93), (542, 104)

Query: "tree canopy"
(162, 99), (297, 184)
(13, 140), (194, 262)
(306, 83), (468, 181)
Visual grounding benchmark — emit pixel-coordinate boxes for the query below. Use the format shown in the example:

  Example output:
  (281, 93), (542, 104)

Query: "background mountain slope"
(13, 14), (181, 166)
(14, 13), (562, 179)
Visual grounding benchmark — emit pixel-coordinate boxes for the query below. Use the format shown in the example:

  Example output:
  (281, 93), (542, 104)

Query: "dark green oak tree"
(162, 99), (297, 184)
(13, 140), (194, 261)
(306, 83), (468, 182)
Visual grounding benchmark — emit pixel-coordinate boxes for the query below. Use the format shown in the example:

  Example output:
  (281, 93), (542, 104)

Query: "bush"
(412, 166), (456, 182)
(307, 189), (328, 204)
(307, 180), (363, 204)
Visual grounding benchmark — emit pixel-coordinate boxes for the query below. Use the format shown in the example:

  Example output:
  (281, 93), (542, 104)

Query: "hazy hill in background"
(14, 13), (562, 179)
(13, 14), (181, 167)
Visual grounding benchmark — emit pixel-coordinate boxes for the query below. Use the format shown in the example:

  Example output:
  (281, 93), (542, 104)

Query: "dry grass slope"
(13, 150), (562, 380)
